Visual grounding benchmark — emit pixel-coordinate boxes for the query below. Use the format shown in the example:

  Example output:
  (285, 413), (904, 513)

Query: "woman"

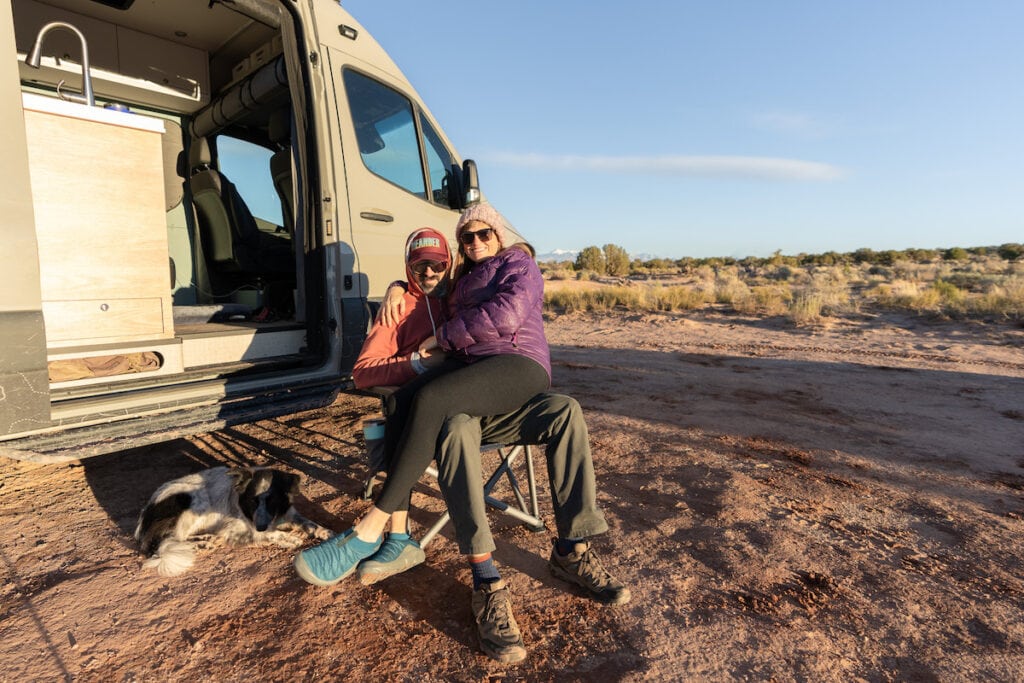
(295, 203), (551, 586)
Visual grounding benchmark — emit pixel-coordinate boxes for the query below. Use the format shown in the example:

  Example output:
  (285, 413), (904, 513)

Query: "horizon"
(532, 242), (1021, 263)
(342, 1), (1023, 259)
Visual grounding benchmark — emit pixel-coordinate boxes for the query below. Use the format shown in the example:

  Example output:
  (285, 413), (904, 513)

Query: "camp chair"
(360, 387), (545, 549)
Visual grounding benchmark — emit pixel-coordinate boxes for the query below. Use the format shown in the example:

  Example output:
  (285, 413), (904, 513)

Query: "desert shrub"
(544, 268), (575, 281)
(648, 286), (708, 311)
(603, 244), (631, 277)
(788, 293), (823, 325)
(766, 265), (794, 281)
(943, 247), (969, 261)
(968, 276), (1024, 318)
(788, 271), (851, 323)
(904, 248), (940, 262)
(714, 274), (752, 309)
(545, 284), (710, 314)
(869, 279), (966, 316)
(544, 286), (644, 313)
(997, 243), (1024, 261)
(693, 265), (716, 282)
(892, 261), (940, 282)
(575, 246), (605, 274)
(930, 280), (966, 313)
(751, 285), (794, 316)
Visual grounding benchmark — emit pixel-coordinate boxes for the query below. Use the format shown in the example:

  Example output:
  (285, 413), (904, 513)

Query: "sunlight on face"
(460, 220), (500, 262)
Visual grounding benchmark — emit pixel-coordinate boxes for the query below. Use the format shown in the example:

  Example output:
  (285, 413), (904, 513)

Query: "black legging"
(375, 354), (549, 513)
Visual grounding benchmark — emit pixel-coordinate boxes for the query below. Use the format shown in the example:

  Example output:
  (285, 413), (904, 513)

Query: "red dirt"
(2, 309), (1023, 681)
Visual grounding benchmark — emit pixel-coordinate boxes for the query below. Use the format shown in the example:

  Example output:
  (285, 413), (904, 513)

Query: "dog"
(135, 466), (331, 576)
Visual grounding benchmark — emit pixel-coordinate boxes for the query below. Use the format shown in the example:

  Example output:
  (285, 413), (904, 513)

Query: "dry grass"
(543, 255), (1024, 324)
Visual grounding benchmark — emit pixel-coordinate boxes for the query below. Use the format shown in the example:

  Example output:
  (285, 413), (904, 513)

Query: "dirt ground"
(2, 309), (1023, 682)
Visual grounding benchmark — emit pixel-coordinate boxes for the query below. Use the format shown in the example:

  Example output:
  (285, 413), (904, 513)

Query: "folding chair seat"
(359, 387), (545, 549)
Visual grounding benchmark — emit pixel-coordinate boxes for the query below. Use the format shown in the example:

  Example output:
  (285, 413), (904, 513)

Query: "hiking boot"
(549, 540), (631, 605)
(357, 533), (426, 585)
(294, 528), (381, 586)
(471, 580), (527, 664)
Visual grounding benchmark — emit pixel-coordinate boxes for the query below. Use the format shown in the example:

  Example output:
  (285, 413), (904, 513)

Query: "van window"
(343, 69), (426, 198)
(420, 114), (456, 208)
(217, 136), (284, 229)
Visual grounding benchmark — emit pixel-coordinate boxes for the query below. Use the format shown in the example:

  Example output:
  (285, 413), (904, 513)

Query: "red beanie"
(405, 228), (450, 266)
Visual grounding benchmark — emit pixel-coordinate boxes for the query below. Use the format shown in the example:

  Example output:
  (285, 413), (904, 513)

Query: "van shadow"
(79, 394), (377, 548)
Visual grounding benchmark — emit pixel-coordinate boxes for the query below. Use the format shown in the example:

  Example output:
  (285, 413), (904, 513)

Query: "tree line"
(563, 243), (1024, 275)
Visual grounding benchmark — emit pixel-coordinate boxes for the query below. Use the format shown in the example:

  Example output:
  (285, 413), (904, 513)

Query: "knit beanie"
(405, 227), (450, 266)
(455, 203), (507, 248)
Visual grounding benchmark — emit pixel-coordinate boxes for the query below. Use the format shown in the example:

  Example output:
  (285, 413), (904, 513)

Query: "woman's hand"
(417, 336), (446, 368)
(377, 284), (407, 327)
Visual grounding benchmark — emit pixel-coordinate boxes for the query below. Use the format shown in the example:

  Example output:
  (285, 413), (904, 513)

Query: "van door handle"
(359, 210), (394, 223)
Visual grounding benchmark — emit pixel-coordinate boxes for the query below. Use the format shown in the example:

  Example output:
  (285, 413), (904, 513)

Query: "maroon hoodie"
(351, 228), (451, 389)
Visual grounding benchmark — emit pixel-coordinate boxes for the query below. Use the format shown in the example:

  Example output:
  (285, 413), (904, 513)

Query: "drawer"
(43, 298), (167, 343)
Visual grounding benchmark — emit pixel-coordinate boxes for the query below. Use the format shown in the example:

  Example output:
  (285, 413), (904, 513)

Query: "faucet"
(25, 21), (95, 107)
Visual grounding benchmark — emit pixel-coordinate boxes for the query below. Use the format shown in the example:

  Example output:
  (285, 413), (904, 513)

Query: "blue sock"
(470, 555), (501, 590)
(556, 538), (582, 556)
(346, 532), (382, 555)
(389, 531), (411, 542)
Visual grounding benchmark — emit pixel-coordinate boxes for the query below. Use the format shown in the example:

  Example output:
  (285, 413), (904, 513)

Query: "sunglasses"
(411, 259), (447, 275)
(459, 227), (495, 245)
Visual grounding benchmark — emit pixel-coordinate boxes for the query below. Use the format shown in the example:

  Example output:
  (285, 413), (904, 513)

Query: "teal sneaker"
(357, 533), (426, 585)
(294, 528), (382, 586)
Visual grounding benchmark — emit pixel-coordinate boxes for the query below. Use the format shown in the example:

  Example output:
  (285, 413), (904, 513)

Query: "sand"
(1, 309), (1023, 681)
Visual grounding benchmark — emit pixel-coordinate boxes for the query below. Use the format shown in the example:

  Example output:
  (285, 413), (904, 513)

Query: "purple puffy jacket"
(436, 246), (552, 383)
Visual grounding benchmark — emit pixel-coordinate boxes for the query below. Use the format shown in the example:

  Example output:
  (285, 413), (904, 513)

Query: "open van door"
(312, 5), (467, 301)
(0, 0), (50, 438)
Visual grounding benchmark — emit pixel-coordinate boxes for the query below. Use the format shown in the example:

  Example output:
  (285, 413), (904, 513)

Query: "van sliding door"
(0, 0), (50, 439)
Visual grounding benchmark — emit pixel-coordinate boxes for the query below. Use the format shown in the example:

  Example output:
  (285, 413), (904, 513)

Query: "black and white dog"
(135, 466), (331, 576)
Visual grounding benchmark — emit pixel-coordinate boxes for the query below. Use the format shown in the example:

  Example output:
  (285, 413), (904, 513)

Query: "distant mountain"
(536, 248), (666, 263)
(535, 248), (579, 263)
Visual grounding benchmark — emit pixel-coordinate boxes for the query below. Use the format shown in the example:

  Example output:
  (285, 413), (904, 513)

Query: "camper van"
(1, 0), (500, 462)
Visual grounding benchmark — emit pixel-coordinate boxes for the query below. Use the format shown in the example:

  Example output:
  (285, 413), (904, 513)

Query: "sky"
(341, 1), (1023, 259)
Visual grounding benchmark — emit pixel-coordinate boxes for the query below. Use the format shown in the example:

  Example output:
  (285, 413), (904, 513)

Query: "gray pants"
(434, 393), (609, 555)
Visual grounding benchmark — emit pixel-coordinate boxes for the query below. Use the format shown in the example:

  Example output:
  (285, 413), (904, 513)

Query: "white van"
(0, 0), (502, 461)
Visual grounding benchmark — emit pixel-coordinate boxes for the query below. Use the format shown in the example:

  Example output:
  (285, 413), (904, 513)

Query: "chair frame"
(358, 385), (546, 549)
(361, 441), (545, 549)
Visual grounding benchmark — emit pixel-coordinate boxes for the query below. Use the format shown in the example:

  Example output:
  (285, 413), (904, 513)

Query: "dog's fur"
(134, 466), (330, 576)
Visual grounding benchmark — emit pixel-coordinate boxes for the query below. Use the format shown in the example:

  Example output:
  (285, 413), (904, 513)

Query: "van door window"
(216, 136), (285, 231)
(342, 69), (426, 198)
(420, 114), (457, 208)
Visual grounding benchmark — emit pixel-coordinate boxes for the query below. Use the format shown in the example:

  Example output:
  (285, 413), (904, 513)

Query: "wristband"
(409, 351), (427, 374)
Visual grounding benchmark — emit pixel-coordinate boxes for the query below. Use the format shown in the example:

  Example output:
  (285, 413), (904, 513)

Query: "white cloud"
(490, 152), (844, 181)
(751, 111), (831, 138)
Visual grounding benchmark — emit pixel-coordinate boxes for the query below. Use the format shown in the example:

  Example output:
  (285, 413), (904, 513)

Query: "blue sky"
(342, 1), (1023, 259)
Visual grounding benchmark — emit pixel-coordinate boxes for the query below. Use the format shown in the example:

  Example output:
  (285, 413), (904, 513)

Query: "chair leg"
(419, 445), (545, 550)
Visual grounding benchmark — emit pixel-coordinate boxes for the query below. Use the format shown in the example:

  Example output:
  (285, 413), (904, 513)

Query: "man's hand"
(377, 284), (407, 327)
(419, 347), (447, 368)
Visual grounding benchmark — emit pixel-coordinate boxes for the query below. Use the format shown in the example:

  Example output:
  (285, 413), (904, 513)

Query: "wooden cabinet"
(23, 93), (173, 347)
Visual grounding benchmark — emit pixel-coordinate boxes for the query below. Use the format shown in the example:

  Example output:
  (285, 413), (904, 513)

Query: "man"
(352, 225), (630, 664)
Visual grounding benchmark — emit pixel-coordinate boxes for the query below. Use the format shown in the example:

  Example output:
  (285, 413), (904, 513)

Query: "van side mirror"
(462, 159), (480, 206)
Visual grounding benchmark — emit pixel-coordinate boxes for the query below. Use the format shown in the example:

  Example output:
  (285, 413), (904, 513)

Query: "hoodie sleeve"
(437, 250), (543, 352)
(352, 292), (421, 389)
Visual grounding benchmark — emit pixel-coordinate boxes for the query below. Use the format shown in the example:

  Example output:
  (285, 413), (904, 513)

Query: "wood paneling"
(23, 96), (173, 347)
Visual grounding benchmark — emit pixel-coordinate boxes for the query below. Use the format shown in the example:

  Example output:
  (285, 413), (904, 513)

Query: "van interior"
(13, 0), (323, 396)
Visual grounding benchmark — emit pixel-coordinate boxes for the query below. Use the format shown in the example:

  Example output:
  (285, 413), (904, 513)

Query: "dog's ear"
(283, 471), (301, 495)
(228, 467), (253, 493)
